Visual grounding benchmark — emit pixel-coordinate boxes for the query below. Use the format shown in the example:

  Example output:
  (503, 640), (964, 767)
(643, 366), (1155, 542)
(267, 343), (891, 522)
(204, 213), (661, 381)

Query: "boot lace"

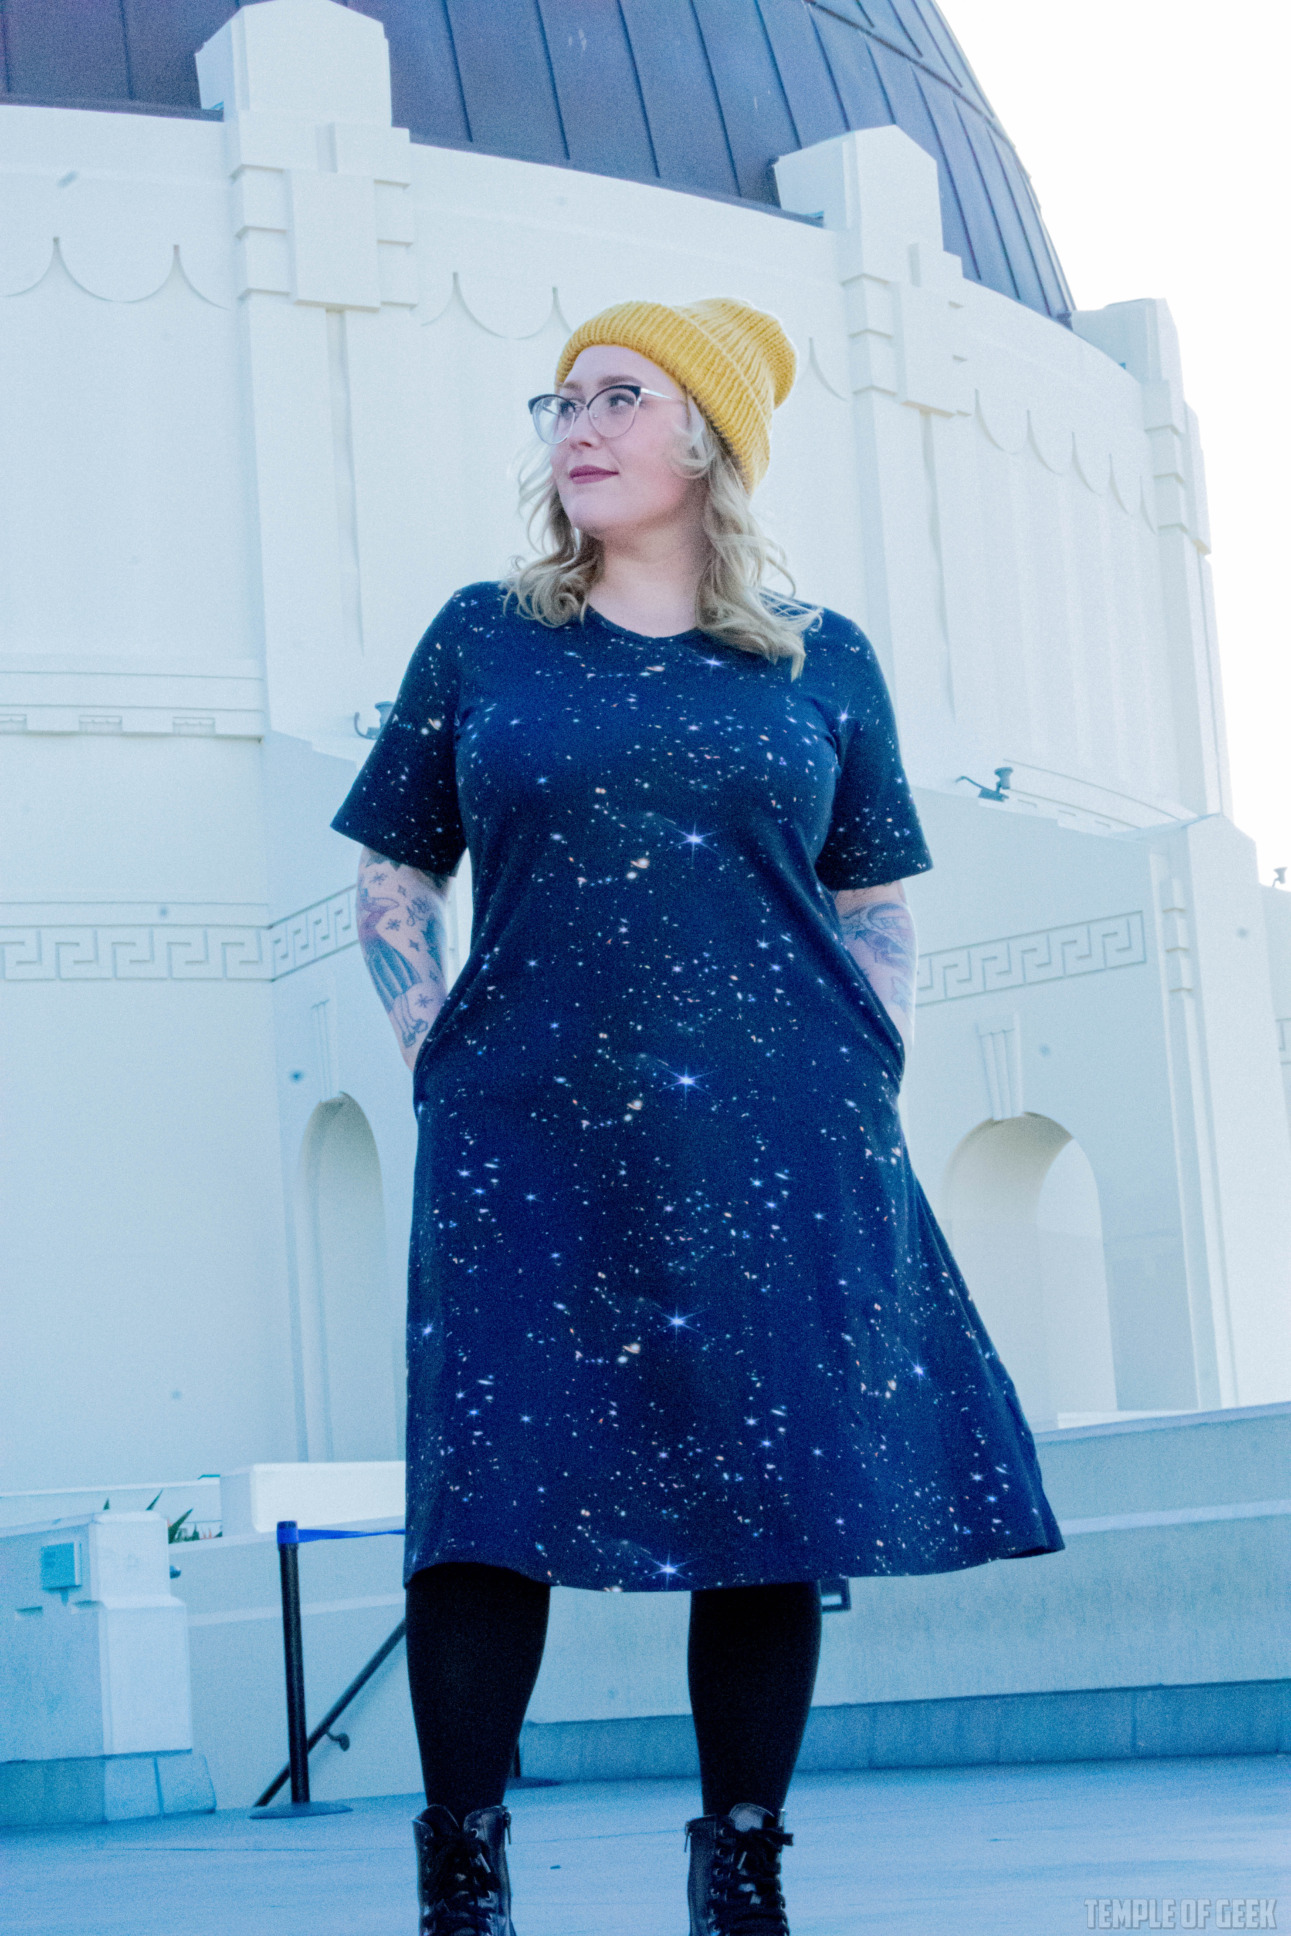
(421, 1826), (505, 1936)
(698, 1818), (794, 1936)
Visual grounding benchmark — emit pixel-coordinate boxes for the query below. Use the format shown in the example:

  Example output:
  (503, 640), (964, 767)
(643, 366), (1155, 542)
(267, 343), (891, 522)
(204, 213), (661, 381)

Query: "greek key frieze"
(0, 925), (272, 981)
(0, 890), (358, 983)
(916, 912), (1147, 1006)
(267, 890), (358, 978)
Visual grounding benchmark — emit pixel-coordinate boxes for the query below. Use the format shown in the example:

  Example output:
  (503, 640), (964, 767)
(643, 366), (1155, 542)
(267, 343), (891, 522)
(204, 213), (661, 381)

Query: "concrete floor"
(2, 1758), (1287, 1935)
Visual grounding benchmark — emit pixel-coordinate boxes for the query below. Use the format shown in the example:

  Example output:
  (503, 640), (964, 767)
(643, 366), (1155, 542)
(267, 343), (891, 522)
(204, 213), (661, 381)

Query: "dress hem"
(402, 1530), (1066, 1594)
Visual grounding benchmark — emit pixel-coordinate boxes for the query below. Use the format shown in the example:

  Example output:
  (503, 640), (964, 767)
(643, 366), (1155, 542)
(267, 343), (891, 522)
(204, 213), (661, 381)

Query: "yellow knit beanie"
(554, 297), (796, 493)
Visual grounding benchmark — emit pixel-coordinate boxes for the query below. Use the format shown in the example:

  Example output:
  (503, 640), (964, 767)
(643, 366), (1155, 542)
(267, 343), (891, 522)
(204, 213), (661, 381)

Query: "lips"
(567, 466), (618, 481)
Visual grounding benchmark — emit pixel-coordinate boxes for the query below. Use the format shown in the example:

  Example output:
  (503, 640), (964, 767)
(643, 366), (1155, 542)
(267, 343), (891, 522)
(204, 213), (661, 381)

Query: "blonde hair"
(504, 406), (818, 679)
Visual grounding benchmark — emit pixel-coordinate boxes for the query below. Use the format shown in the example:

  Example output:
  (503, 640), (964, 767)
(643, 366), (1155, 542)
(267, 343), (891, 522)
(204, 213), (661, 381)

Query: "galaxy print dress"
(332, 583), (1064, 1592)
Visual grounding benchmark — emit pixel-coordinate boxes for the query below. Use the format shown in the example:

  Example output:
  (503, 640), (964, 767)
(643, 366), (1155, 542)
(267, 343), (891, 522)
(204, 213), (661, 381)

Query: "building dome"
(0, 0), (1072, 322)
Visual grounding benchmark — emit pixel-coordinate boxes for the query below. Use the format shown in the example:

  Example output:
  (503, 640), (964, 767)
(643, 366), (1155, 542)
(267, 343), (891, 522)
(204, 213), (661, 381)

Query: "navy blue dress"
(332, 584), (1064, 1592)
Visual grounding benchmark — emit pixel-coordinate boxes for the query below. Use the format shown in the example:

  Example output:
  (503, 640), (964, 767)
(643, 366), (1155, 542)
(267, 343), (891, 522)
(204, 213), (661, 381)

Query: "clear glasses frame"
(527, 382), (685, 446)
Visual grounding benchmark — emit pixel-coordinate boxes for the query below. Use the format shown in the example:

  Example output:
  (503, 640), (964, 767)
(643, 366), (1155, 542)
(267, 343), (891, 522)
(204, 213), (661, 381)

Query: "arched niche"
(294, 1095), (398, 1462)
(942, 1114), (1118, 1430)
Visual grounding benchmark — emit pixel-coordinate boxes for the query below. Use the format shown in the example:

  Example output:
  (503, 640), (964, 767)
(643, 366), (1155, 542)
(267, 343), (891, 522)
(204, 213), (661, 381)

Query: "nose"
(566, 404), (604, 451)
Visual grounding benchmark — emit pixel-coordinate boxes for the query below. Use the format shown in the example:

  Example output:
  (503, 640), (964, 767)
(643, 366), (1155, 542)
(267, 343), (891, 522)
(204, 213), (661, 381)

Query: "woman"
(332, 297), (1064, 1936)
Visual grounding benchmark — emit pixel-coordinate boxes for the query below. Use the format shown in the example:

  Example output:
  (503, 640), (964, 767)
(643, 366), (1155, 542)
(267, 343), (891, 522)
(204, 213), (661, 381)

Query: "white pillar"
(196, 0), (432, 755)
(1072, 298), (1230, 821)
(775, 127), (972, 790)
(1151, 820), (1291, 1406)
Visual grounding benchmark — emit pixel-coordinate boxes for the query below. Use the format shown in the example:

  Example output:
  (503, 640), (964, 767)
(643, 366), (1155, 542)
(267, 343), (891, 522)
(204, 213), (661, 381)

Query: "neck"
(586, 519), (707, 638)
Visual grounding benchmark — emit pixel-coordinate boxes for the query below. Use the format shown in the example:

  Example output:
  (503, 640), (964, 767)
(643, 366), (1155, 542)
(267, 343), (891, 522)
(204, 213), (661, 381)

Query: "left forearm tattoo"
(834, 889), (917, 1051)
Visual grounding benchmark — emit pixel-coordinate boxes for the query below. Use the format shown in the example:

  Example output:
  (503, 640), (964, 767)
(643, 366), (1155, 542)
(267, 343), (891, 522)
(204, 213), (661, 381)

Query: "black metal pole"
(278, 1522), (310, 1805)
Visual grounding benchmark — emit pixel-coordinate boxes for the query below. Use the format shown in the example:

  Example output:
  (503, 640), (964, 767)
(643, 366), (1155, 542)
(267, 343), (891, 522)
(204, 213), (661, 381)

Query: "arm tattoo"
(406, 894), (447, 980)
(834, 891), (917, 1050)
(357, 850), (453, 1063)
(356, 886), (420, 1011)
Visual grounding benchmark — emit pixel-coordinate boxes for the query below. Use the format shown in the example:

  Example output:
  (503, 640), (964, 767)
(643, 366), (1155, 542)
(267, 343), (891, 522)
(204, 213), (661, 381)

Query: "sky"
(939, 0), (1289, 879)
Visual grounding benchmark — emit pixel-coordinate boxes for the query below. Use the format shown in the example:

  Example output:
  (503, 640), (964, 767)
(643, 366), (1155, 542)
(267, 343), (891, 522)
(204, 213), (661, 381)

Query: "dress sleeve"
(329, 596), (469, 876)
(812, 623), (934, 892)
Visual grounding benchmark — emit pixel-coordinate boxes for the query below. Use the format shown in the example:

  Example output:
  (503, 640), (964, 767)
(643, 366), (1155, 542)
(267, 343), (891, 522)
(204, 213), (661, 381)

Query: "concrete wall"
(0, 1508), (217, 1825)
(1262, 885), (1291, 1130)
(0, 1511), (191, 1761)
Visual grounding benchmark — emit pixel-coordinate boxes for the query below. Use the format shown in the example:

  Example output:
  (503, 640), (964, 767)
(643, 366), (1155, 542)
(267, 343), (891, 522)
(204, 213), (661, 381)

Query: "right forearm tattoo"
(357, 850), (452, 1058)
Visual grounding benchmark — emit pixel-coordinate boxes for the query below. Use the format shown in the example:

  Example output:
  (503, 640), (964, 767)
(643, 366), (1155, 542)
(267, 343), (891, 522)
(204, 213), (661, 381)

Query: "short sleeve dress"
(332, 583), (1064, 1592)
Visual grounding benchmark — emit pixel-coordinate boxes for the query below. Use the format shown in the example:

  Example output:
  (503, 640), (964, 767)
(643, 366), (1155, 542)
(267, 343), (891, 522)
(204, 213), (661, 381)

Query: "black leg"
(406, 1560), (551, 1824)
(688, 1581), (823, 1817)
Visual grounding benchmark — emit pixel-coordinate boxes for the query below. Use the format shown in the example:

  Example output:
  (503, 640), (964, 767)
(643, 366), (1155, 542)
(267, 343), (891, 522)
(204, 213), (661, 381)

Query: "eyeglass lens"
(530, 386), (643, 445)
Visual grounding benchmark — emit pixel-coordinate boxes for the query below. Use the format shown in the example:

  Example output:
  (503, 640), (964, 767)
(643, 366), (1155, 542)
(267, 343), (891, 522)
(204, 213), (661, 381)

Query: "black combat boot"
(685, 1802), (793, 1935)
(412, 1802), (516, 1936)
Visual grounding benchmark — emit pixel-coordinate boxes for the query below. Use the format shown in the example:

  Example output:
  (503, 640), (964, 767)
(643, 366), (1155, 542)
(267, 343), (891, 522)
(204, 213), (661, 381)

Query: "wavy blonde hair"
(505, 405), (818, 680)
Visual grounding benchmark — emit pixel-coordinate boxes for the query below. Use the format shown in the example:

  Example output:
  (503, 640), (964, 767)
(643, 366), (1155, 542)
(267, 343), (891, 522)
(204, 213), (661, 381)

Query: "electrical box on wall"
(39, 1541), (81, 1593)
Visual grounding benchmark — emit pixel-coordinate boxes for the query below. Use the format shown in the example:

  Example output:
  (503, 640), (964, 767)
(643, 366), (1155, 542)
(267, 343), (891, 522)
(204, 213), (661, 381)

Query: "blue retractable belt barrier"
(276, 1523), (406, 1544)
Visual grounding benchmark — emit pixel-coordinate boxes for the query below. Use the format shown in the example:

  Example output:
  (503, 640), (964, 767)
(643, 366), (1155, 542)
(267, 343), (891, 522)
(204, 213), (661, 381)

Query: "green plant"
(144, 1494), (201, 1542)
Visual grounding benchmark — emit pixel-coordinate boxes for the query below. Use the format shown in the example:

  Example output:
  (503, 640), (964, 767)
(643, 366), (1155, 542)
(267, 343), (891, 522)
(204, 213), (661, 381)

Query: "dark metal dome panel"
(616, 2), (745, 196)
(0, 0), (1073, 321)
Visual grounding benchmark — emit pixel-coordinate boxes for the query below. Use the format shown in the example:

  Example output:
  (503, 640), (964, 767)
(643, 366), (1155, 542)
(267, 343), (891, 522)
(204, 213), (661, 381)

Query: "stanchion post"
(250, 1520), (352, 1817)
(277, 1521), (311, 1805)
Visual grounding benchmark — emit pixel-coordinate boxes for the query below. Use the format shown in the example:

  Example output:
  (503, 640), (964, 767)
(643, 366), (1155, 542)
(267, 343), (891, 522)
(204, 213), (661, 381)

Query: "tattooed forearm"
(357, 848), (454, 1070)
(833, 881), (917, 1056)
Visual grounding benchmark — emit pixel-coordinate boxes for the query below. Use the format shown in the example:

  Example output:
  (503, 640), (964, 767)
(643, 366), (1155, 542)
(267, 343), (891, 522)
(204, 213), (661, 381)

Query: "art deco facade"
(2, 0), (1288, 1503)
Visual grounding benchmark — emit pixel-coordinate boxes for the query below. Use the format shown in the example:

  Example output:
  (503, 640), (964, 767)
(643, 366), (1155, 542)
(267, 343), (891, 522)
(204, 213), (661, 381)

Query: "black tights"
(406, 1562), (822, 1824)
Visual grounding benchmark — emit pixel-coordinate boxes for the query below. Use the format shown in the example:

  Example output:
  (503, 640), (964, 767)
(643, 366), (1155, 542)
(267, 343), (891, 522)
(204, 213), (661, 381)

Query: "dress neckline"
(582, 604), (704, 647)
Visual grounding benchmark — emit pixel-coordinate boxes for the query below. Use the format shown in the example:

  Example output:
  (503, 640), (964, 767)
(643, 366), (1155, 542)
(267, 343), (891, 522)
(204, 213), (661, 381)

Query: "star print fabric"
(331, 584), (1065, 1591)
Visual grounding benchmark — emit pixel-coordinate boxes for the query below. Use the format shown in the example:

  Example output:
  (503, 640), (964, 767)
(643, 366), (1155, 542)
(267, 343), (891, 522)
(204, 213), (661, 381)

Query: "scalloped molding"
(1, 123), (1167, 523)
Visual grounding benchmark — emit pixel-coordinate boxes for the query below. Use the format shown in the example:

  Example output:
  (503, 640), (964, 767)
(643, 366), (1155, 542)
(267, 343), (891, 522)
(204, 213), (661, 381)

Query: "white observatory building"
(2, 0), (1288, 1819)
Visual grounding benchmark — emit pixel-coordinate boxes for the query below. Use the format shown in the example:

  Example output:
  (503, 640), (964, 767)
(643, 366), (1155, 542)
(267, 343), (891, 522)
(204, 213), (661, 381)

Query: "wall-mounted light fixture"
(956, 766), (1013, 803)
(354, 703), (394, 741)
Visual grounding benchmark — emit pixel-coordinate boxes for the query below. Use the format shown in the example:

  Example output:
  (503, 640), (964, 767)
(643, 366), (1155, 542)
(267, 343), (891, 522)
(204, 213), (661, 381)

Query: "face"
(548, 345), (702, 544)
